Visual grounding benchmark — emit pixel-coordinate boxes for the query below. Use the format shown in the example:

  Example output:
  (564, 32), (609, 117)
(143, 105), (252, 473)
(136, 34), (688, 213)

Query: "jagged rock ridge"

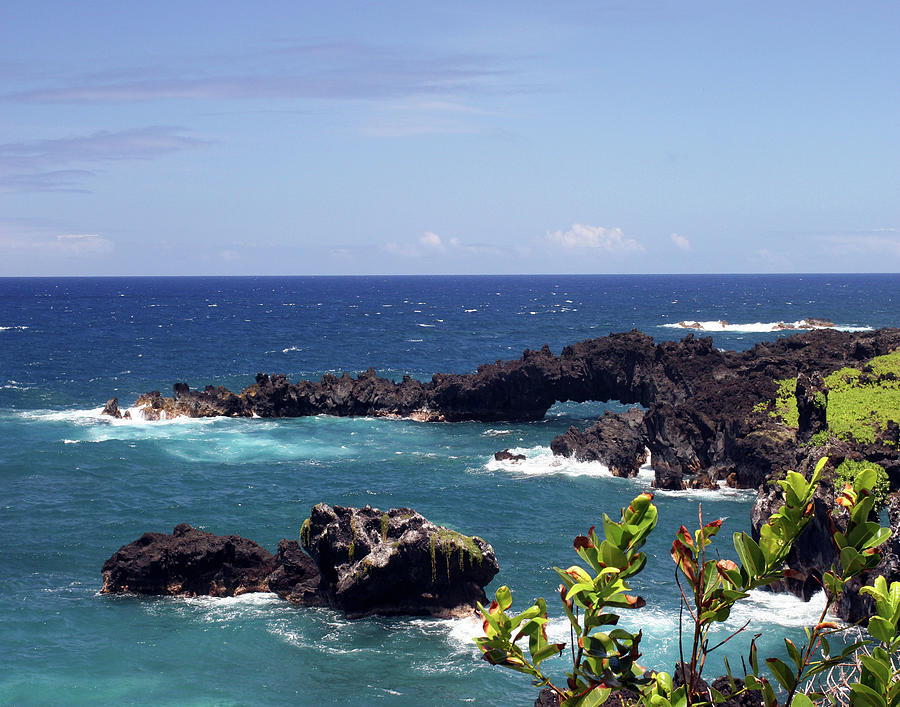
(107, 327), (900, 490)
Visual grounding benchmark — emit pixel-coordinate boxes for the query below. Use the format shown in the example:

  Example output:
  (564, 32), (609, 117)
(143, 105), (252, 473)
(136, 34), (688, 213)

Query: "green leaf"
(580, 632), (617, 658)
(849, 683), (888, 707)
(868, 615), (897, 644)
(749, 637), (760, 675)
(707, 686), (726, 704)
(574, 686), (612, 707)
(761, 679), (778, 707)
(599, 540), (628, 570)
(840, 546), (864, 576)
(855, 466), (878, 493)
(734, 532), (765, 577)
(495, 585), (513, 611)
(784, 637), (802, 669)
(766, 657), (797, 692)
(861, 526), (893, 552)
(531, 642), (566, 664)
(860, 654), (890, 688)
(791, 694), (816, 707)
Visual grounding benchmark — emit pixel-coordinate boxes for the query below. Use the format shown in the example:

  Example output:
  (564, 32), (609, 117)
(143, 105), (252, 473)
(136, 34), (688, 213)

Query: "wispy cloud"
(546, 224), (645, 254)
(0, 126), (206, 192)
(670, 232), (691, 251)
(3, 44), (514, 105)
(54, 233), (114, 255)
(0, 221), (113, 258)
(815, 229), (900, 258)
(385, 230), (502, 258)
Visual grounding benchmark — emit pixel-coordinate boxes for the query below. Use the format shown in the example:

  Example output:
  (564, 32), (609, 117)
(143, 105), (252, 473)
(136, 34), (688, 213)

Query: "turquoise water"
(2, 274), (898, 705)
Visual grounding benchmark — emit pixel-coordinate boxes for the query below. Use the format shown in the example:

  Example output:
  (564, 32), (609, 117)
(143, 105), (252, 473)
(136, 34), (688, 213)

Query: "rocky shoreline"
(105, 327), (900, 491)
(102, 328), (900, 618)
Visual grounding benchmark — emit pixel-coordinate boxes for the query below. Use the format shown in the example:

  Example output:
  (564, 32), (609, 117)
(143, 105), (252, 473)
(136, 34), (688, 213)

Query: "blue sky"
(1, 1), (898, 275)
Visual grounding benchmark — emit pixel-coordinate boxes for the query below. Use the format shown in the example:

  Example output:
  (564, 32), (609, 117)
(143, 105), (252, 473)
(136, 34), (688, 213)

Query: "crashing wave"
(662, 318), (872, 333)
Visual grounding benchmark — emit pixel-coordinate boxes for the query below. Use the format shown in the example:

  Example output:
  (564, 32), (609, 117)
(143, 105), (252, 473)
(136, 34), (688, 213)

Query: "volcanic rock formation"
(550, 408), (646, 477)
(107, 328), (900, 491)
(101, 506), (498, 619)
(100, 523), (276, 596)
(300, 504), (498, 618)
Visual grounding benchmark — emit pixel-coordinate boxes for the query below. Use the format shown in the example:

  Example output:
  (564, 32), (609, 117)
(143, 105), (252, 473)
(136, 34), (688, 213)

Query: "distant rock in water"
(101, 397), (122, 419)
(493, 449), (525, 463)
(101, 523), (276, 597)
(674, 318), (836, 331)
(101, 506), (499, 619)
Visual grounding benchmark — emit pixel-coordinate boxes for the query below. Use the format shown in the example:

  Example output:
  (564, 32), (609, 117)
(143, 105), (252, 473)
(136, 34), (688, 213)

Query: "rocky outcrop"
(494, 449), (525, 463)
(550, 408), (646, 477)
(796, 372), (828, 442)
(100, 523), (276, 596)
(102, 397), (122, 419)
(101, 507), (499, 619)
(301, 504), (499, 618)
(114, 328), (900, 490)
(265, 539), (328, 606)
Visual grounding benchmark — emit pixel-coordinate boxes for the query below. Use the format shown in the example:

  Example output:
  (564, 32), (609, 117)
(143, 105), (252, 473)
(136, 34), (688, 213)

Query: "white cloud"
(419, 231), (446, 251)
(670, 233), (691, 251)
(384, 231), (501, 260)
(546, 224), (644, 254)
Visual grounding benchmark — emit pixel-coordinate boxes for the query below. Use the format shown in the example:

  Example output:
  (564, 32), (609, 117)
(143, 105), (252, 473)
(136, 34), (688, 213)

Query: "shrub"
(834, 459), (890, 511)
(475, 458), (896, 706)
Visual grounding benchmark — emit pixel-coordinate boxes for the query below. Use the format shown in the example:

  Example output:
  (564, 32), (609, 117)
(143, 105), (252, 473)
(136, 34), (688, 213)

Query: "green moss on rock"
(300, 517), (311, 547)
(429, 528), (483, 583)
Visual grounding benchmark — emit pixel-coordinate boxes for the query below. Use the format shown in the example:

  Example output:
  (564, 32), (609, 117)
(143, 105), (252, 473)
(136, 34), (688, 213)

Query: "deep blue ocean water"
(1, 274), (898, 706)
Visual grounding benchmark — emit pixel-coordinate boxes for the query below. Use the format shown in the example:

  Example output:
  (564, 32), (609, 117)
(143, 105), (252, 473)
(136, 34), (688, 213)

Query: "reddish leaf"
(574, 535), (594, 550)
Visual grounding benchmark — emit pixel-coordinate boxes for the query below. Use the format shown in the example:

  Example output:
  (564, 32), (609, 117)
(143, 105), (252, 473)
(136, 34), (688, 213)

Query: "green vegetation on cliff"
(761, 349), (900, 446)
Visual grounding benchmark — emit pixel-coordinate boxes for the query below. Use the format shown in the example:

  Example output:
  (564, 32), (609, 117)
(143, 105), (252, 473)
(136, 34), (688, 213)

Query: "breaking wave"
(661, 319), (872, 333)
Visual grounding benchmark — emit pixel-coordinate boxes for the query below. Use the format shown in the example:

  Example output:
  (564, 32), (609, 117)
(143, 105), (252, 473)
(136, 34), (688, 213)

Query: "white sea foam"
(17, 406), (223, 428)
(727, 589), (829, 630)
(411, 615), (484, 655)
(0, 325), (28, 331)
(481, 428), (512, 437)
(281, 346), (302, 353)
(661, 319), (872, 333)
(416, 323), (435, 327)
(143, 592), (285, 622)
(652, 481), (757, 503)
(485, 445), (626, 478)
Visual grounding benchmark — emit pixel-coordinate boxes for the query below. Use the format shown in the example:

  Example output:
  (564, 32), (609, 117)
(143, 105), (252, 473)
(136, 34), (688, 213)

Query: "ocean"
(1, 273), (898, 705)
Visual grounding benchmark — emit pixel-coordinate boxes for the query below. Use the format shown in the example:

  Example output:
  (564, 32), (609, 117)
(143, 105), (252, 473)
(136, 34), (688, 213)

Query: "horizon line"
(1, 271), (899, 279)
